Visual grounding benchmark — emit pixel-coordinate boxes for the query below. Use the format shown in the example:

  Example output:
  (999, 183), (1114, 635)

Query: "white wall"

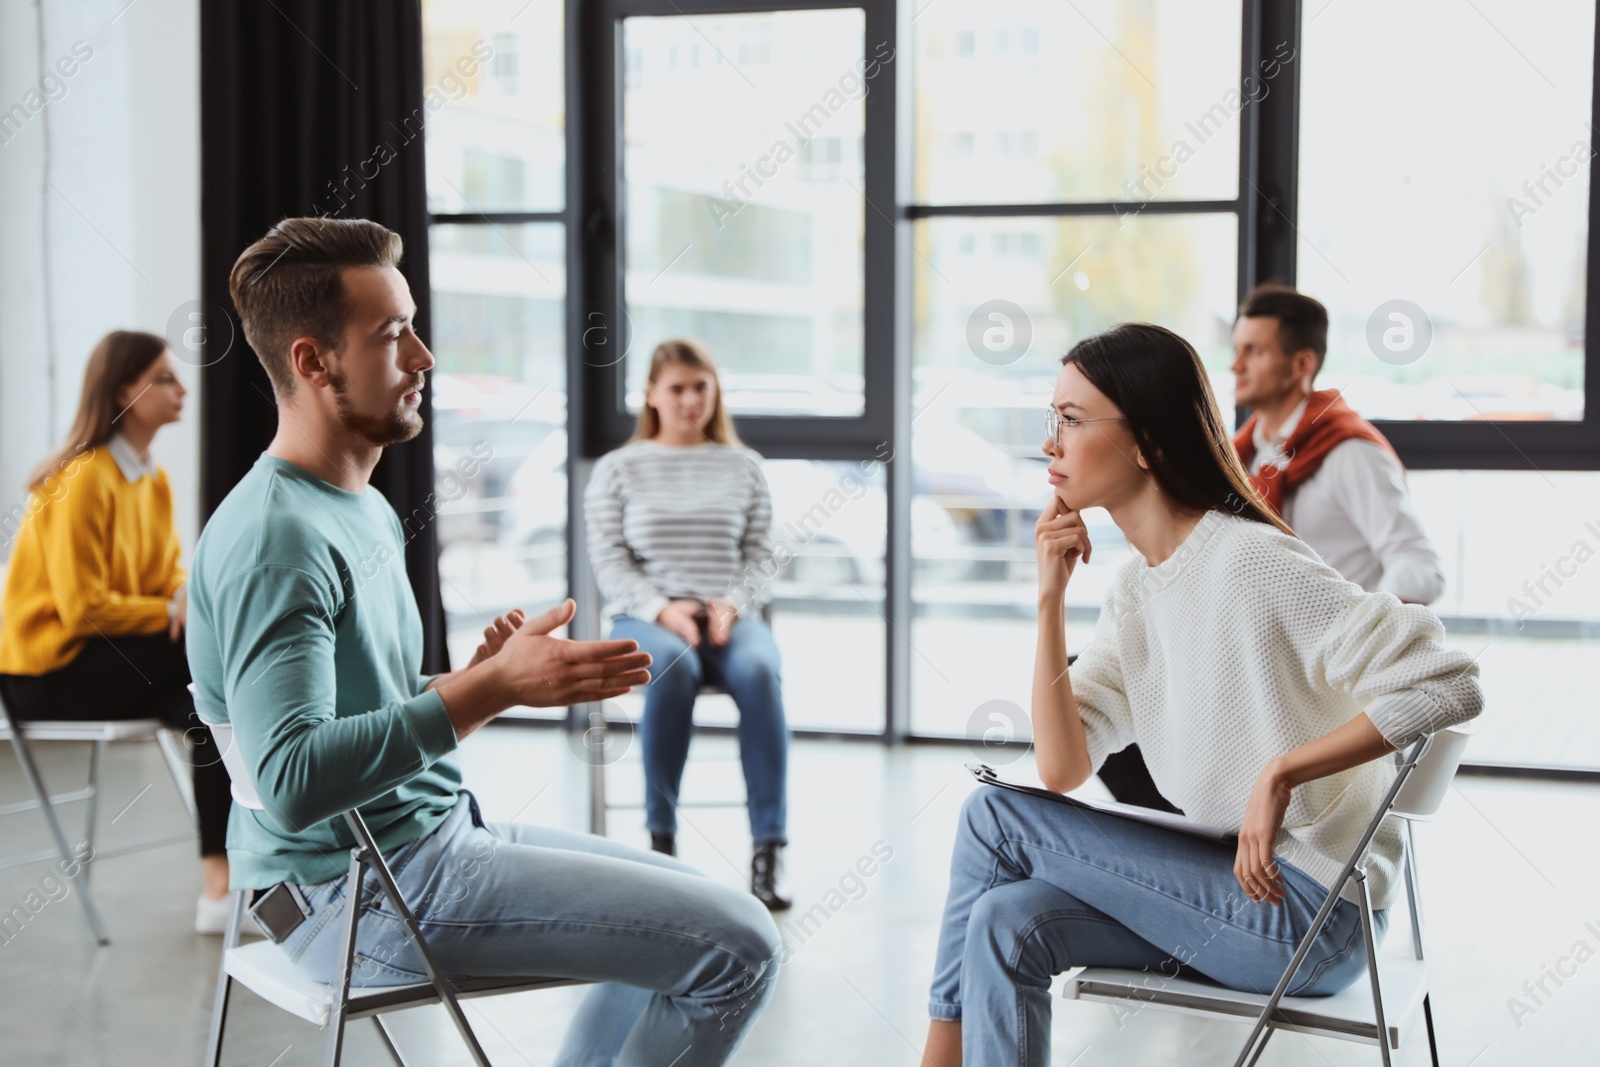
(0, 0), (202, 557)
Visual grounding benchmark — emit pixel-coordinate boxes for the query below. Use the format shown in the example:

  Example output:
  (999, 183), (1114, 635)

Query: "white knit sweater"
(1070, 510), (1483, 909)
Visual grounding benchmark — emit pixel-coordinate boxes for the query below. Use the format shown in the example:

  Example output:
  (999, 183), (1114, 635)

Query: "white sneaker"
(195, 893), (263, 937)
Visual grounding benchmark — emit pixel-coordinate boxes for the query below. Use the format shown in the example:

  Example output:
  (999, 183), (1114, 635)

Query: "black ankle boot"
(651, 832), (676, 857)
(751, 841), (791, 911)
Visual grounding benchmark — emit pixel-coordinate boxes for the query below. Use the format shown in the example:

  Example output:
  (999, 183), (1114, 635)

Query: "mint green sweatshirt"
(187, 454), (461, 890)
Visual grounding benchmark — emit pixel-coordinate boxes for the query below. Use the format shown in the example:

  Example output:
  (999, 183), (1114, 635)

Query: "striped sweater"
(584, 441), (773, 623)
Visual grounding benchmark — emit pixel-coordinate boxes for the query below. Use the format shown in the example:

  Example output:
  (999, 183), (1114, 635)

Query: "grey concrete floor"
(2, 727), (1596, 1065)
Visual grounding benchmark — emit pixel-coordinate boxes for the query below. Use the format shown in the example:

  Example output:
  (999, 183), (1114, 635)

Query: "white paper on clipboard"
(965, 763), (1236, 841)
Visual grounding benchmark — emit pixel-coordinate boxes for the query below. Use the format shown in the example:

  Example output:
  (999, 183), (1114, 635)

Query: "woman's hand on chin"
(1235, 761), (1292, 906)
(1034, 492), (1092, 603)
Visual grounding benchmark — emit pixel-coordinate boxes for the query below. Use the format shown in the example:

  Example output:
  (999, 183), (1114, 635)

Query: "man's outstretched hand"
(436, 599), (653, 740)
(467, 608), (525, 668)
(494, 599), (653, 709)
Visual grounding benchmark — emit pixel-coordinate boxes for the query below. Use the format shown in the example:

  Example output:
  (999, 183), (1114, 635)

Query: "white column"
(0, 0), (202, 558)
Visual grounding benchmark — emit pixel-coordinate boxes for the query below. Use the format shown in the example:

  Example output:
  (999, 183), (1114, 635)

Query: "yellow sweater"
(0, 445), (186, 675)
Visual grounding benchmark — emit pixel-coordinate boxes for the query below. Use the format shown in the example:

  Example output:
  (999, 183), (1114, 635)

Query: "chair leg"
(1422, 993), (1440, 1067)
(203, 892), (247, 1067)
(1355, 872), (1392, 1067)
(82, 739), (103, 884)
(342, 811), (492, 1067)
(156, 728), (198, 825)
(326, 847), (366, 1067)
(1, 710), (110, 945)
(587, 706), (608, 836)
(1232, 873), (1349, 1067)
(371, 1017), (407, 1066)
(204, 972), (234, 1067)
(1241, 1027), (1274, 1067)
(1402, 821), (1425, 961)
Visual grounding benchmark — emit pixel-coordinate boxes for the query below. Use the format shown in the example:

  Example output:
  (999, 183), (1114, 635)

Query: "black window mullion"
(1246, 0), (1299, 293)
(429, 211), (567, 225)
(907, 199), (1241, 219)
(576, 0), (624, 461)
(1233, 0), (1300, 432)
(566, 0), (597, 718)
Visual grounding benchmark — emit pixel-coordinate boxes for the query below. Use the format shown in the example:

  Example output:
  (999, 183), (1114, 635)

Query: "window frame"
(1258, 2), (1600, 471)
(423, 0), (571, 717)
(420, 0), (1600, 774)
(575, 0), (900, 463)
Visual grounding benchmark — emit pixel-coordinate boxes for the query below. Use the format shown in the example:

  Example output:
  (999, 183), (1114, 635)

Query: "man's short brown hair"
(1238, 282), (1329, 376)
(229, 217), (404, 395)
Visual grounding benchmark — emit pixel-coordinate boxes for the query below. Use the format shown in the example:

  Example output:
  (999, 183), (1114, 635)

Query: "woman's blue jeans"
(931, 787), (1386, 1067)
(274, 793), (781, 1067)
(610, 615), (789, 844)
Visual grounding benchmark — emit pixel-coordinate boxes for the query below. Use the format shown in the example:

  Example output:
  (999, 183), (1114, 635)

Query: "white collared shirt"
(106, 433), (179, 616)
(108, 433), (158, 482)
(1246, 399), (1445, 604)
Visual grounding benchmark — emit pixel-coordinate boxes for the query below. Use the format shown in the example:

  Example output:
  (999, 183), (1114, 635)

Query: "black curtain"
(199, 0), (448, 671)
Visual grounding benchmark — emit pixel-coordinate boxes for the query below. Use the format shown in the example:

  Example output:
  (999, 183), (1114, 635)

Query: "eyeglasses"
(1046, 407), (1127, 445)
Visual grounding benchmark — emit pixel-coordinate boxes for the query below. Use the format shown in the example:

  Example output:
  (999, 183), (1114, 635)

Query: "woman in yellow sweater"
(0, 330), (237, 934)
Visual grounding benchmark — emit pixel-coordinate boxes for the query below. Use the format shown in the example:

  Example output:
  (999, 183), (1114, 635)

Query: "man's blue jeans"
(275, 793), (781, 1066)
(931, 787), (1385, 1067)
(610, 615), (789, 843)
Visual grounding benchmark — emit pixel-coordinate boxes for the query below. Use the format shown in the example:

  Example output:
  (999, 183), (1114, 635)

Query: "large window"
(674, 457), (888, 735)
(424, 1), (569, 715)
(1299, 0), (1593, 424)
(613, 8), (885, 733)
(424, 1), (564, 213)
(907, 1), (1245, 739)
(1409, 469), (1600, 768)
(913, 0), (1242, 205)
(1295, 1), (1600, 769)
(621, 9), (869, 418)
(418, 0), (1600, 774)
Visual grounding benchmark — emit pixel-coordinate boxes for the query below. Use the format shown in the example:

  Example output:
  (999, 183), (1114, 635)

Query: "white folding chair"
(202, 718), (584, 1067)
(1063, 725), (1472, 1067)
(0, 689), (197, 945)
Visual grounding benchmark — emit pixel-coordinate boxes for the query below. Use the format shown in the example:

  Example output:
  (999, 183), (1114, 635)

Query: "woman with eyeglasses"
(920, 323), (1482, 1067)
(0, 331), (239, 933)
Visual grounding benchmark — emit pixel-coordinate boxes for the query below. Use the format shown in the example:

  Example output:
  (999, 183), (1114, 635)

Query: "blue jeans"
(274, 793), (781, 1066)
(931, 788), (1385, 1067)
(610, 615), (788, 843)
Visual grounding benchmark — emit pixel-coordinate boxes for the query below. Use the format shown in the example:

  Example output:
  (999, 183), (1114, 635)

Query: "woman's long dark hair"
(1061, 323), (1293, 537)
(27, 331), (168, 491)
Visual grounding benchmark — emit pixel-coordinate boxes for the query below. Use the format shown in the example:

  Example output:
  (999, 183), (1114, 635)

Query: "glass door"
(611, 6), (889, 733)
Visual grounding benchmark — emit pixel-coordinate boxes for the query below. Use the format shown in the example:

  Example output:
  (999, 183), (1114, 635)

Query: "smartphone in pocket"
(248, 882), (311, 943)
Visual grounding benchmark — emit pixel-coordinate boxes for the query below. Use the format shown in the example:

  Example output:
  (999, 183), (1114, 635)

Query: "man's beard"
(328, 367), (423, 447)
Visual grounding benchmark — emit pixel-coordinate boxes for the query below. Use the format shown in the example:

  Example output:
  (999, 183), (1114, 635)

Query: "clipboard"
(965, 763), (1236, 842)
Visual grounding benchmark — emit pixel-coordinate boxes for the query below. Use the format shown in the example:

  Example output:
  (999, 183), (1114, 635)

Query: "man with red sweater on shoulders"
(1229, 283), (1443, 604)
(1097, 283), (1445, 812)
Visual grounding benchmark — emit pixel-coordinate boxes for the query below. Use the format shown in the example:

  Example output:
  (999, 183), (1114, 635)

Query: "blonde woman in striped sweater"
(585, 339), (791, 910)
(0, 331), (237, 933)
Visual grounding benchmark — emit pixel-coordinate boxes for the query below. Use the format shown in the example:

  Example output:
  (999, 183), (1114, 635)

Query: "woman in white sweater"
(585, 339), (791, 910)
(922, 323), (1482, 1067)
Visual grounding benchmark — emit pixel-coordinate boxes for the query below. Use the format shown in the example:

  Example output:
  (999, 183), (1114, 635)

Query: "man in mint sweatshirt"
(187, 217), (780, 1065)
